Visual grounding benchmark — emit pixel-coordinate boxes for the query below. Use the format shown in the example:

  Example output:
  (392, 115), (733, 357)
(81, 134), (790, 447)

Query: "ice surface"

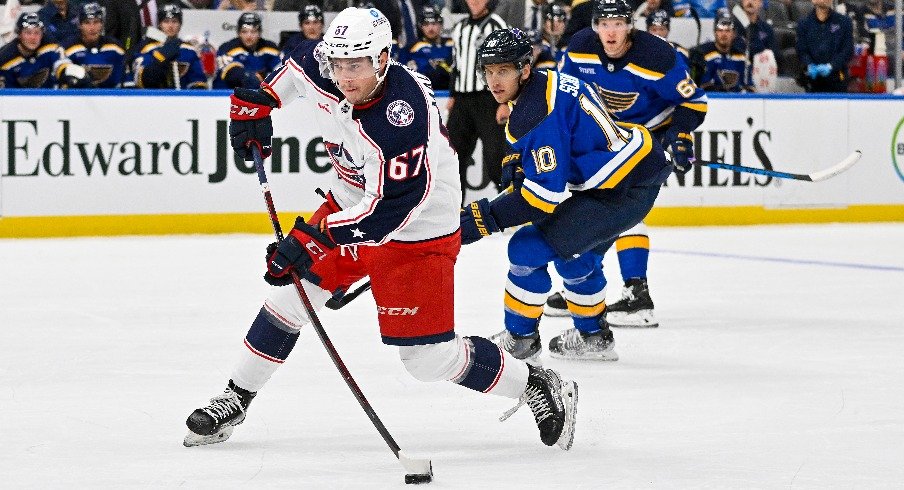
(1, 224), (902, 487)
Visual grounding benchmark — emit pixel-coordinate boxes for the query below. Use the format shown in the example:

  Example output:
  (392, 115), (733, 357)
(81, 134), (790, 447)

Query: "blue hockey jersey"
(397, 36), (454, 90)
(505, 70), (670, 214)
(560, 29), (707, 139)
(61, 35), (126, 88)
(213, 37), (282, 89)
(693, 41), (753, 92)
(134, 38), (208, 89)
(0, 41), (65, 88)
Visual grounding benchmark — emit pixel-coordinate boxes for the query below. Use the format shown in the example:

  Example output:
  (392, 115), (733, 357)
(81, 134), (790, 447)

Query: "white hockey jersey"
(263, 40), (461, 246)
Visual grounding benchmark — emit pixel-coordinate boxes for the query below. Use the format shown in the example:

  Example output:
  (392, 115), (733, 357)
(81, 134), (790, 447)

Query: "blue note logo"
(892, 115), (904, 182)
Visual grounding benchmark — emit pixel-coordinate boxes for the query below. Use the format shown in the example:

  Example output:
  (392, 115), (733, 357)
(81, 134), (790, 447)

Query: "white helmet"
(320, 7), (393, 82)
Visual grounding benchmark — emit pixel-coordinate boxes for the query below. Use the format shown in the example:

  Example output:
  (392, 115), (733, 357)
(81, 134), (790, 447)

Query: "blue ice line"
(656, 249), (904, 272)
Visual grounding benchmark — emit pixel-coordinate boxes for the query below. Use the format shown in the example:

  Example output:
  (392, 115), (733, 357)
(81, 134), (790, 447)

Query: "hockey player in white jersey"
(183, 7), (578, 452)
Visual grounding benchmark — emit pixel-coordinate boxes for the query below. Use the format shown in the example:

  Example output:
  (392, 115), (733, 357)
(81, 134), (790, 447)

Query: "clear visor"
(480, 63), (523, 85)
(327, 56), (379, 81)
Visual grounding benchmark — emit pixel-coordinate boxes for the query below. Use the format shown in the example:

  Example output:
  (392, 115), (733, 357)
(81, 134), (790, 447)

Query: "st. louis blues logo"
(386, 100), (414, 127)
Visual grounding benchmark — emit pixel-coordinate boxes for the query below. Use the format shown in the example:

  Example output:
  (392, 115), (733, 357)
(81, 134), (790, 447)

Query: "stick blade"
(808, 150), (862, 182)
(399, 450), (432, 484)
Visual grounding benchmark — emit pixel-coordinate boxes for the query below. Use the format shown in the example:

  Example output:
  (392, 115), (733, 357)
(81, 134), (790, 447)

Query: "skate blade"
(543, 307), (570, 318)
(556, 380), (578, 451)
(183, 426), (234, 447)
(549, 347), (619, 361)
(606, 309), (658, 328)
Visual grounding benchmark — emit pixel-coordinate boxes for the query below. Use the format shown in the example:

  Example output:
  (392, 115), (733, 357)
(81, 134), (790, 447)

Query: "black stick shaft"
(249, 146), (403, 458)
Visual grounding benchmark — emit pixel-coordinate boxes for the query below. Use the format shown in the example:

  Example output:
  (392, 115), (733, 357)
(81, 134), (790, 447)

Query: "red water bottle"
(200, 30), (216, 78)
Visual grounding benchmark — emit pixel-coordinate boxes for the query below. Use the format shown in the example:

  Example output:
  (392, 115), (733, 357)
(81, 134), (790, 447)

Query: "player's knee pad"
(398, 336), (466, 382)
(244, 307), (301, 363)
(263, 277), (333, 330)
(507, 225), (557, 269)
(555, 253), (603, 283)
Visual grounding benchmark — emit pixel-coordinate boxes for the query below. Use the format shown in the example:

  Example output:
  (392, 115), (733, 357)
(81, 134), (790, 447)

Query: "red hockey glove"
(229, 87), (277, 159)
(265, 217), (336, 286)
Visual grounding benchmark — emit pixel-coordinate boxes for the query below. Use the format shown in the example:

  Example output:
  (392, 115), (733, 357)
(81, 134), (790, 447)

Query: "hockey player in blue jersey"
(61, 3), (126, 89)
(213, 12), (282, 90)
(184, 8), (578, 453)
(542, 3), (569, 65)
(0, 12), (90, 89)
(397, 5), (454, 90)
(460, 28), (672, 361)
(690, 9), (755, 92)
(544, 0), (707, 330)
(280, 5), (325, 60)
(133, 4), (207, 89)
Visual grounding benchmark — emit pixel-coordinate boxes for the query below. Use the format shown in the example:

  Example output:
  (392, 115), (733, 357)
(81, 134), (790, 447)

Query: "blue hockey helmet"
(477, 28), (533, 70)
(645, 9), (670, 29)
(158, 3), (183, 24)
(79, 2), (106, 24)
(300, 4), (324, 23)
(714, 8), (735, 31)
(420, 5), (443, 24)
(237, 11), (263, 32)
(593, 0), (633, 22)
(15, 12), (44, 34)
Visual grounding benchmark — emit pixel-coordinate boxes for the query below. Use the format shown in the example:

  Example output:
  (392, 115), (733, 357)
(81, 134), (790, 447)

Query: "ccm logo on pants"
(378, 307), (420, 316)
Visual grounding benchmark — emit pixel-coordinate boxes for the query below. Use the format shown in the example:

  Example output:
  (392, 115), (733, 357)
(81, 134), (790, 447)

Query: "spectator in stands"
(38, 0), (79, 43)
(796, 0), (853, 92)
(563, 0), (593, 44)
(133, 3), (207, 88)
(61, 2), (127, 88)
(542, 2), (567, 62)
(449, 0), (509, 196)
(691, 8), (754, 91)
(673, 0), (726, 18)
(0, 12), (90, 89)
(856, 0), (894, 46)
(214, 12), (281, 88)
(634, 0), (674, 18)
(732, 0), (774, 59)
(216, 0), (265, 10)
(647, 9), (689, 65)
(280, 4), (324, 58)
(398, 5), (454, 89)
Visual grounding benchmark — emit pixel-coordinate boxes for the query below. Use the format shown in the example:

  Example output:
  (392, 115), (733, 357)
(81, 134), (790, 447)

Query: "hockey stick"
(248, 146), (433, 484)
(325, 279), (372, 310)
(694, 150), (862, 182)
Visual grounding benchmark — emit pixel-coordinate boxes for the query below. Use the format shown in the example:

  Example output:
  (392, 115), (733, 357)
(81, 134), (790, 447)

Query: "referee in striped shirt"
(448, 0), (509, 198)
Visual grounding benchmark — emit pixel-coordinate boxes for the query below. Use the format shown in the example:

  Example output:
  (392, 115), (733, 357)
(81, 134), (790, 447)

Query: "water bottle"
(865, 55), (875, 92)
(875, 56), (888, 93)
(200, 30), (217, 79)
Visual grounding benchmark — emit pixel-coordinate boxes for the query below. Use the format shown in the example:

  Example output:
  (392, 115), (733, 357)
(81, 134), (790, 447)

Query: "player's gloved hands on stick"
(500, 154), (524, 190)
(230, 87), (277, 159)
(666, 129), (695, 175)
(265, 217), (336, 286)
(460, 198), (500, 245)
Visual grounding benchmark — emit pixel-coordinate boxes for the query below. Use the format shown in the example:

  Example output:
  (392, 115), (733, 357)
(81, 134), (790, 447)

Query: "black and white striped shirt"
(450, 12), (508, 94)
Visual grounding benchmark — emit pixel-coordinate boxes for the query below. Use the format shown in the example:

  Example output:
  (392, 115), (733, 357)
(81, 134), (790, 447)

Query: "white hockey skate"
(548, 326), (619, 361)
(183, 380), (256, 447)
(543, 291), (570, 317)
(500, 365), (578, 450)
(605, 278), (659, 328)
(490, 328), (542, 366)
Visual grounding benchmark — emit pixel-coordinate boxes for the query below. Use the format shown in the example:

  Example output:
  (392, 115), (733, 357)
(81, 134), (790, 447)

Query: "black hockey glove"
(229, 87), (277, 160)
(264, 217), (336, 286)
(500, 153), (524, 190)
(460, 198), (500, 245)
(666, 128), (695, 175)
(156, 38), (182, 62)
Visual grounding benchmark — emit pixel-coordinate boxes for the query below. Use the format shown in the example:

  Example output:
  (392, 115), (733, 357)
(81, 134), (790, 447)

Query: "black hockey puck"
(404, 474), (433, 484)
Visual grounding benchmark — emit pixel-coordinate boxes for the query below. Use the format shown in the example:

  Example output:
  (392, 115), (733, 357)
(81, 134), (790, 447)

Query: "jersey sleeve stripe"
(625, 63), (664, 80)
(680, 101), (708, 112)
(597, 126), (653, 189)
(566, 52), (602, 64)
(2, 57), (23, 70)
(545, 71), (557, 115)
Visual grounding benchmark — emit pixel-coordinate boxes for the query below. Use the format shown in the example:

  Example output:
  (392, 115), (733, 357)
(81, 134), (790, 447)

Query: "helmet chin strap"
(360, 55), (389, 103)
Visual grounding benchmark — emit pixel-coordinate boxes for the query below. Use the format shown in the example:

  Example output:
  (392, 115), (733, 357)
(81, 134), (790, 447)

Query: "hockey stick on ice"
(694, 150), (862, 182)
(248, 146), (433, 484)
